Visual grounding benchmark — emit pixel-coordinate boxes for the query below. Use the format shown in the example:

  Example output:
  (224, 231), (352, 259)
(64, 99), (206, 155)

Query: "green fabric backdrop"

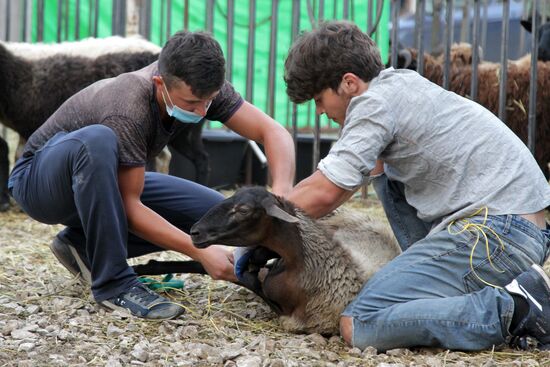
(31, 0), (389, 130)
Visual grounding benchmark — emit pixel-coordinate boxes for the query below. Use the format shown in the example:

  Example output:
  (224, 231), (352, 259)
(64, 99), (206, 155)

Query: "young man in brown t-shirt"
(9, 31), (295, 320)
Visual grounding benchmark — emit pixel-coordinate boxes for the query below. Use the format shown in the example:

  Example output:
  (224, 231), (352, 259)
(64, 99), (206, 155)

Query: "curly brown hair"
(284, 21), (383, 104)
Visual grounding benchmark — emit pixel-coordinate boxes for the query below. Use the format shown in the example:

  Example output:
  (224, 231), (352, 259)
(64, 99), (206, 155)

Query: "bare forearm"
(287, 170), (354, 218)
(224, 102), (295, 196)
(289, 186), (353, 218)
(125, 203), (236, 281)
(263, 126), (295, 196)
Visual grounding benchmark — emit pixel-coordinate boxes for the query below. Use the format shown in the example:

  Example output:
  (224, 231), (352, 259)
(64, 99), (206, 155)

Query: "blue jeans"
(9, 125), (224, 302)
(343, 174), (550, 351)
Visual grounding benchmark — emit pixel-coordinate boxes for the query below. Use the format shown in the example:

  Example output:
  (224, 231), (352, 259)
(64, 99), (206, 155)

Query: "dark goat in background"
(0, 42), (209, 211)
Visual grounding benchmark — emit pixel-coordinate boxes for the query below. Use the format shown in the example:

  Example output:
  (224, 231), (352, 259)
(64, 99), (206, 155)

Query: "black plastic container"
(169, 130), (337, 189)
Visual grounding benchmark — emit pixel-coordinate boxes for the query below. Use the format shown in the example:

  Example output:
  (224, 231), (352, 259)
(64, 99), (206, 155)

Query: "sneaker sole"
(99, 299), (184, 320)
(50, 237), (92, 285)
(99, 299), (133, 314)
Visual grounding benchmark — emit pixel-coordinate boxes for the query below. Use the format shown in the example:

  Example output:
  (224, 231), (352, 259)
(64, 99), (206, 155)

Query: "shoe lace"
(127, 285), (163, 306)
(447, 206), (506, 289)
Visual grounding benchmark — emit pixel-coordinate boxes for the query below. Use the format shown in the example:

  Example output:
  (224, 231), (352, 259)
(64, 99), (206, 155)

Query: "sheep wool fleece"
(318, 67), (550, 350)
(8, 62), (243, 301)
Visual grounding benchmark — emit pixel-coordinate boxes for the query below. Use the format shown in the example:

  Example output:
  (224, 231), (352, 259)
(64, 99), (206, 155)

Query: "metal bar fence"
(415, 0), (425, 76)
(498, 0), (510, 122)
(442, 0), (454, 90)
(470, 0), (480, 101)
(528, 0), (540, 154)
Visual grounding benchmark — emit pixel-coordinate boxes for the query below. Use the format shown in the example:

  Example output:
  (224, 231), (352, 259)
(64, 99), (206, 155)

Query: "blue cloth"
(343, 174), (550, 351)
(9, 125), (224, 302)
(233, 246), (254, 281)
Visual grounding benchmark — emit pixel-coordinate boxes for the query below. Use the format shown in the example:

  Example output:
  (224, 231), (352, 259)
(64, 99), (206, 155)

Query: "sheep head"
(190, 186), (298, 249)
(190, 186), (305, 316)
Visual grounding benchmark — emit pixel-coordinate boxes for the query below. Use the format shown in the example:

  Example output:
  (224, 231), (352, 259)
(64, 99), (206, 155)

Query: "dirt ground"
(1, 128), (550, 366)
(1, 202), (549, 367)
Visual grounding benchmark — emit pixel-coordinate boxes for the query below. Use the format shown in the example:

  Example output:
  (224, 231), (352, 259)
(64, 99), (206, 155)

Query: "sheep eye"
(235, 205), (252, 215)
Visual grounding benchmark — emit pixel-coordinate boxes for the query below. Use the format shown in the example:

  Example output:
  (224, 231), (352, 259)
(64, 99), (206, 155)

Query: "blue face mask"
(161, 83), (210, 124)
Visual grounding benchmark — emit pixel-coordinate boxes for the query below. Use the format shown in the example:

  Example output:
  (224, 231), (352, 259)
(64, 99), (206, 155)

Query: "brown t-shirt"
(23, 61), (243, 166)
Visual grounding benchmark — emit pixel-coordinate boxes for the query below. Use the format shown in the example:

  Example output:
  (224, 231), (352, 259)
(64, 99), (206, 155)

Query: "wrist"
(271, 183), (293, 197)
(178, 233), (204, 261)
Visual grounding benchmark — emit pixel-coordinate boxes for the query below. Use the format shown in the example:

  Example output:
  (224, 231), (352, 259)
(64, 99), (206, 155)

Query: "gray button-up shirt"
(319, 68), (550, 233)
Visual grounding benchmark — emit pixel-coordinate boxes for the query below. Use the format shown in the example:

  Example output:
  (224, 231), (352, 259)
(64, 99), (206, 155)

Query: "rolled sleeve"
(318, 154), (367, 190)
(317, 92), (395, 191)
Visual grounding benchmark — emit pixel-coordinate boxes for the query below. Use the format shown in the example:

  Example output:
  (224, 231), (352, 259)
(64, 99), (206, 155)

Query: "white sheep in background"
(190, 186), (401, 334)
(1, 35), (161, 60)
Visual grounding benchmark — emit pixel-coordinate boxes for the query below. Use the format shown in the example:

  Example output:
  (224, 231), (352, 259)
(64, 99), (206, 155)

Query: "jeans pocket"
(462, 245), (525, 293)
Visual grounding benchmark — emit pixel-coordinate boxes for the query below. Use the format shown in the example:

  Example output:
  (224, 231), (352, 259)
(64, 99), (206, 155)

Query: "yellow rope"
(447, 207), (506, 289)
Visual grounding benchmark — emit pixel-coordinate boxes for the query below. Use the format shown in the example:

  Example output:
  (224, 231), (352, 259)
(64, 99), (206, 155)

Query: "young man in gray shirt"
(9, 31), (295, 320)
(283, 21), (550, 351)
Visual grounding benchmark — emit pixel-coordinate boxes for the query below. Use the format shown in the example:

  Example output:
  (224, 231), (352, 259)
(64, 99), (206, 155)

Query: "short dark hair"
(284, 21), (383, 104)
(159, 31), (225, 98)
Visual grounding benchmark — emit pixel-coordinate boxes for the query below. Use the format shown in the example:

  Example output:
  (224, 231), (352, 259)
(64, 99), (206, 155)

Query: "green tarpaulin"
(31, 0), (389, 130)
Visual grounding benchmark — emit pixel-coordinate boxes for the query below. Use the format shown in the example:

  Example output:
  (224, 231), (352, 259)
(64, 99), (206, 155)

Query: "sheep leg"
(131, 254), (285, 313)
(239, 269), (284, 315)
(132, 259), (207, 275)
(260, 261), (301, 317)
(246, 246), (280, 272)
(0, 136), (9, 211)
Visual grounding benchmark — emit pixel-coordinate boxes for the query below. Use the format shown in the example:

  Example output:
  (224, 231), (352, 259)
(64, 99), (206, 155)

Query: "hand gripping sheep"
(190, 186), (401, 334)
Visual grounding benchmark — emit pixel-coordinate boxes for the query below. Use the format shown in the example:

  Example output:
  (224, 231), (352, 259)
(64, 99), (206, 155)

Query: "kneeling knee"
(339, 316), (353, 346)
(77, 125), (118, 160)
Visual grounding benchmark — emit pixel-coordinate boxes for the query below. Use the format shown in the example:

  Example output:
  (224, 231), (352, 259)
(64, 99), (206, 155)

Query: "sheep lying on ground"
(190, 186), (401, 334)
(396, 46), (550, 179)
(0, 39), (210, 211)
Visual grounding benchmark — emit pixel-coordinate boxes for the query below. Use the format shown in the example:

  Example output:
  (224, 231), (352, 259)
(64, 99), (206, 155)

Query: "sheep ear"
(261, 197), (299, 223)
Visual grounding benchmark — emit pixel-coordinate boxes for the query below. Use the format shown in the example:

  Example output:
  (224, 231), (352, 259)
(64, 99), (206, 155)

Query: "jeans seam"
(389, 197), (412, 245)
(352, 315), (504, 329)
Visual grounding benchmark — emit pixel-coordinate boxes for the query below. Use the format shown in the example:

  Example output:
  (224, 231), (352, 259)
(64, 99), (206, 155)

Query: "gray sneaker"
(100, 284), (185, 320)
(49, 235), (92, 285)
